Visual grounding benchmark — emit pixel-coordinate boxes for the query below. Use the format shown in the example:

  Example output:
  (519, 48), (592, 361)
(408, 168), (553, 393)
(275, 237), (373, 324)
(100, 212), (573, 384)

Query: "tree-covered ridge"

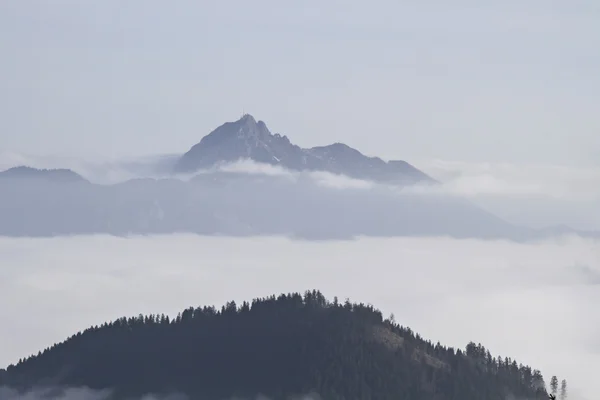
(1, 290), (554, 400)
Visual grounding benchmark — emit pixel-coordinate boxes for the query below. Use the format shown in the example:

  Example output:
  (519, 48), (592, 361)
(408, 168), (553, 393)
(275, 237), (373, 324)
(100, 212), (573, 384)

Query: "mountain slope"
(0, 290), (550, 400)
(174, 114), (434, 185)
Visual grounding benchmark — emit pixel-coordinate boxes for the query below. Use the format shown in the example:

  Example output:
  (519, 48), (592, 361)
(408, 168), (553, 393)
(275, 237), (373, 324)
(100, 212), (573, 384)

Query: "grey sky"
(1, 1), (598, 165)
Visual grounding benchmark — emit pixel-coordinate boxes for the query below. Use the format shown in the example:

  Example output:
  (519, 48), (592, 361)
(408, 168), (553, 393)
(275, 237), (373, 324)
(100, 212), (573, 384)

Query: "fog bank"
(0, 234), (597, 399)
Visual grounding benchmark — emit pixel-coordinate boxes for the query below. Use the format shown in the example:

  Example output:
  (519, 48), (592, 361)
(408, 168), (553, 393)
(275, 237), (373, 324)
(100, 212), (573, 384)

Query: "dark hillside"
(1, 291), (550, 400)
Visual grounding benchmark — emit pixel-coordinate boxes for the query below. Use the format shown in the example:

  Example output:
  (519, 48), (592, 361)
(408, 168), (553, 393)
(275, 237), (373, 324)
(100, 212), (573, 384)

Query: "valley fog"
(0, 234), (597, 400)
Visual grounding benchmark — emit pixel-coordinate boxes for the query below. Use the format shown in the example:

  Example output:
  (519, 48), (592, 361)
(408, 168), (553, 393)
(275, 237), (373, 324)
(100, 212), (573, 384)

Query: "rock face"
(174, 114), (434, 185)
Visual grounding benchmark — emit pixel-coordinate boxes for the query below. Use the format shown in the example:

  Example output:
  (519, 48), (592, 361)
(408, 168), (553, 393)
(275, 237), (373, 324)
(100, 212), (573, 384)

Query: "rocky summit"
(174, 114), (434, 185)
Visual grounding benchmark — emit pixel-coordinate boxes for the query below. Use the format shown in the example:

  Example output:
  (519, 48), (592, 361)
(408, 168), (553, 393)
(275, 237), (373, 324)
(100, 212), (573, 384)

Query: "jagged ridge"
(174, 114), (434, 185)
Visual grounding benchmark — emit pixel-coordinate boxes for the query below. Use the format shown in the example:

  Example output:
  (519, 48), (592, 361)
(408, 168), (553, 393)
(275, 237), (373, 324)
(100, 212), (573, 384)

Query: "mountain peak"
(198, 113), (271, 146)
(239, 112), (256, 123)
(174, 115), (435, 185)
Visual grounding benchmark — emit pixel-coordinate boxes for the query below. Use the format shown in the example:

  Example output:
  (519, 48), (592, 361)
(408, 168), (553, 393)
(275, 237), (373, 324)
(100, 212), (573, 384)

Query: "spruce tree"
(550, 376), (558, 396)
(559, 379), (567, 400)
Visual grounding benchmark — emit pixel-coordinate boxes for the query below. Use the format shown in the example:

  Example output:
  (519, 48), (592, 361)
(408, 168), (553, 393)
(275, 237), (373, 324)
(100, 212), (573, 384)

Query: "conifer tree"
(550, 376), (558, 396)
(559, 379), (567, 400)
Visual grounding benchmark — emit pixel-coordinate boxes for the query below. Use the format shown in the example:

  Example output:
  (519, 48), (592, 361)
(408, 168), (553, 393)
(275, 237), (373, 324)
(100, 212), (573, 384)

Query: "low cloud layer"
(0, 234), (597, 399)
(0, 386), (285, 400)
(0, 385), (319, 400)
(2, 153), (598, 231)
(4, 152), (597, 202)
(415, 159), (600, 231)
(197, 159), (600, 231)
(215, 158), (600, 231)
(0, 387), (114, 400)
(417, 159), (600, 200)
(0, 151), (177, 185)
(214, 159), (375, 190)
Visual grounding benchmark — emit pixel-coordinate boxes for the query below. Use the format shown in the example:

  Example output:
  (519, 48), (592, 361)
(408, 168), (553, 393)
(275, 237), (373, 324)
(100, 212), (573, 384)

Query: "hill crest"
(1, 290), (552, 400)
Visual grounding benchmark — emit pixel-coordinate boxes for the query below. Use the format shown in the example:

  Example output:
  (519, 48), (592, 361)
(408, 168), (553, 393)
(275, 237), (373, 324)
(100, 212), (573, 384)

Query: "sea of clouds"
(0, 234), (598, 399)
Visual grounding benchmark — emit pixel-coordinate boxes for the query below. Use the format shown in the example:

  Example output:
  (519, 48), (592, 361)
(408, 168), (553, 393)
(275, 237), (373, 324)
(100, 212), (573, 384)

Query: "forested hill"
(1, 290), (551, 400)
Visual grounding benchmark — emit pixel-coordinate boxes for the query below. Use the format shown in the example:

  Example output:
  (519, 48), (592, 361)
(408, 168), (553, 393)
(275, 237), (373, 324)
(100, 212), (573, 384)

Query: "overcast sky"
(0, 5), (598, 398)
(1, 1), (598, 165)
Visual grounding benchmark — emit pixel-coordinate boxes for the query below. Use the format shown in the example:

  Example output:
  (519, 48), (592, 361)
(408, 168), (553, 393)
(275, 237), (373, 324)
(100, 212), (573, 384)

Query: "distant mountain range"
(0, 115), (595, 240)
(0, 166), (522, 240)
(1, 165), (595, 241)
(174, 114), (434, 185)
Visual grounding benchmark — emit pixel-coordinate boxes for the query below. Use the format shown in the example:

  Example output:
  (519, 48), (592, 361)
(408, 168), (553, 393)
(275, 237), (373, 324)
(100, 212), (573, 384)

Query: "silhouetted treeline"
(1, 290), (551, 400)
